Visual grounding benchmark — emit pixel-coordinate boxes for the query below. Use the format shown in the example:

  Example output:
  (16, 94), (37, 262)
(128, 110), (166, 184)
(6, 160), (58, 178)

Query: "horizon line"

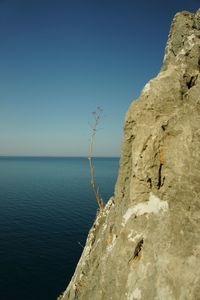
(0, 155), (120, 158)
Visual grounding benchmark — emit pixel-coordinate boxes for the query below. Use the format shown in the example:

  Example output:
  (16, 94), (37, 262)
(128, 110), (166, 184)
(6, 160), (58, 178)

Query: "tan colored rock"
(59, 9), (200, 300)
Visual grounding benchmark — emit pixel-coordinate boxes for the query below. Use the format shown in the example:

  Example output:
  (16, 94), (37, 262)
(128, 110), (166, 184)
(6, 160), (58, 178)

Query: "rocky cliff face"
(59, 9), (200, 300)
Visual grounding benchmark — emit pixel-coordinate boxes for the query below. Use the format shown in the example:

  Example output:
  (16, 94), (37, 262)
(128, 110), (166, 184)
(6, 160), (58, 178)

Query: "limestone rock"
(59, 9), (200, 300)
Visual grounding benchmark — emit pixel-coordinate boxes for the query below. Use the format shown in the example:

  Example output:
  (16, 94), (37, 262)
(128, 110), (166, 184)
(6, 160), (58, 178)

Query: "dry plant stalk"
(88, 107), (104, 210)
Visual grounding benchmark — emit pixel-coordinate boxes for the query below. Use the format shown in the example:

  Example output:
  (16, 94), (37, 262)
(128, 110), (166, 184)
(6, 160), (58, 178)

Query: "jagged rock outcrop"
(59, 9), (200, 300)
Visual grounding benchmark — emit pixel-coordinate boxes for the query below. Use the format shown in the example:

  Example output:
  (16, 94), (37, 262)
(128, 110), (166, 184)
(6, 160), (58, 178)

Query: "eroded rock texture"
(59, 9), (200, 300)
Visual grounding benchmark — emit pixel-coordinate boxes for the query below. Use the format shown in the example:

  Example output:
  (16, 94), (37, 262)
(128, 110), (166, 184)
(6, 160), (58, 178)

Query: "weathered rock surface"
(59, 9), (200, 300)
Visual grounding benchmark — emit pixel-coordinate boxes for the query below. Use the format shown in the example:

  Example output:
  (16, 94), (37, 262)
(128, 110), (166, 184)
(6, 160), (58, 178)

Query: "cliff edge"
(59, 9), (200, 300)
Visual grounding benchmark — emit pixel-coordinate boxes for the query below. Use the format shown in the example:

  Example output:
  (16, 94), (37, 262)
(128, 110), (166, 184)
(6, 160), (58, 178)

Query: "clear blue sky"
(0, 0), (199, 156)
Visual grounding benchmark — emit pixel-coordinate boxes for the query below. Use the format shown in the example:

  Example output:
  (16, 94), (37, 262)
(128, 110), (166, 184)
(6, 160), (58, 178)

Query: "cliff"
(59, 9), (200, 300)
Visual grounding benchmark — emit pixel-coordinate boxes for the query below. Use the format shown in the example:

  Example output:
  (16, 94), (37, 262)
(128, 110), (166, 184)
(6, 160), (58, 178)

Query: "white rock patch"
(122, 192), (168, 225)
(102, 223), (107, 233)
(127, 288), (141, 300)
(187, 33), (196, 47)
(128, 232), (142, 243)
(107, 234), (117, 253)
(142, 82), (151, 94)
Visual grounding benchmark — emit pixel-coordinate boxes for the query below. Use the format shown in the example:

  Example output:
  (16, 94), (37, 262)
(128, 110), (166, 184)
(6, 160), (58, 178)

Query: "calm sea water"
(0, 157), (119, 300)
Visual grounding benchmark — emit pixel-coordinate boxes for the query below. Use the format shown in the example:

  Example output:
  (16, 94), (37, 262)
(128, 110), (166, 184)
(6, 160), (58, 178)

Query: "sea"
(0, 156), (119, 300)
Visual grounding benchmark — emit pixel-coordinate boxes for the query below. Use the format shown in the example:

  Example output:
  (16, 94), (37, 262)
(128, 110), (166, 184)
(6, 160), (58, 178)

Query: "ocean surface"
(0, 157), (119, 300)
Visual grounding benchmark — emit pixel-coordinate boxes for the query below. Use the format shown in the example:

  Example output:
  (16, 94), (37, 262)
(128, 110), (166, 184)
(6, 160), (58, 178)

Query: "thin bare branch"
(88, 107), (104, 210)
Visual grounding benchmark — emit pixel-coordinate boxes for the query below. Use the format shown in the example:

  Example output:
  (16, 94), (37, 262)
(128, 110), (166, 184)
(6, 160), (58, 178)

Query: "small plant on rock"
(88, 107), (104, 211)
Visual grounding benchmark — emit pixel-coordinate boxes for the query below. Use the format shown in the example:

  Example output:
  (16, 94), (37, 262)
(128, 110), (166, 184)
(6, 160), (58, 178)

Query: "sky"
(0, 0), (199, 157)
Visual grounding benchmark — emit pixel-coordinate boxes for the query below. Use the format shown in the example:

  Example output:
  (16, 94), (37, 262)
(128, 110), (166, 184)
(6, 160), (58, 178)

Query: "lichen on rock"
(58, 9), (200, 300)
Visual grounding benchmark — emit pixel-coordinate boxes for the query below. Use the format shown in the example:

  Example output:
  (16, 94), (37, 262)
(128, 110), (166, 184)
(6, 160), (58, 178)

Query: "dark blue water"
(0, 157), (119, 300)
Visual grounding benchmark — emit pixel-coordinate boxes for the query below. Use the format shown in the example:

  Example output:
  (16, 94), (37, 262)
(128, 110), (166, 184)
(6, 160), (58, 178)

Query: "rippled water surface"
(0, 157), (119, 300)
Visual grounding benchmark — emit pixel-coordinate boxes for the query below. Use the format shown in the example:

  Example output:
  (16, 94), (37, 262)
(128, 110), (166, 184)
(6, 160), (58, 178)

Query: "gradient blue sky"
(0, 0), (199, 156)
